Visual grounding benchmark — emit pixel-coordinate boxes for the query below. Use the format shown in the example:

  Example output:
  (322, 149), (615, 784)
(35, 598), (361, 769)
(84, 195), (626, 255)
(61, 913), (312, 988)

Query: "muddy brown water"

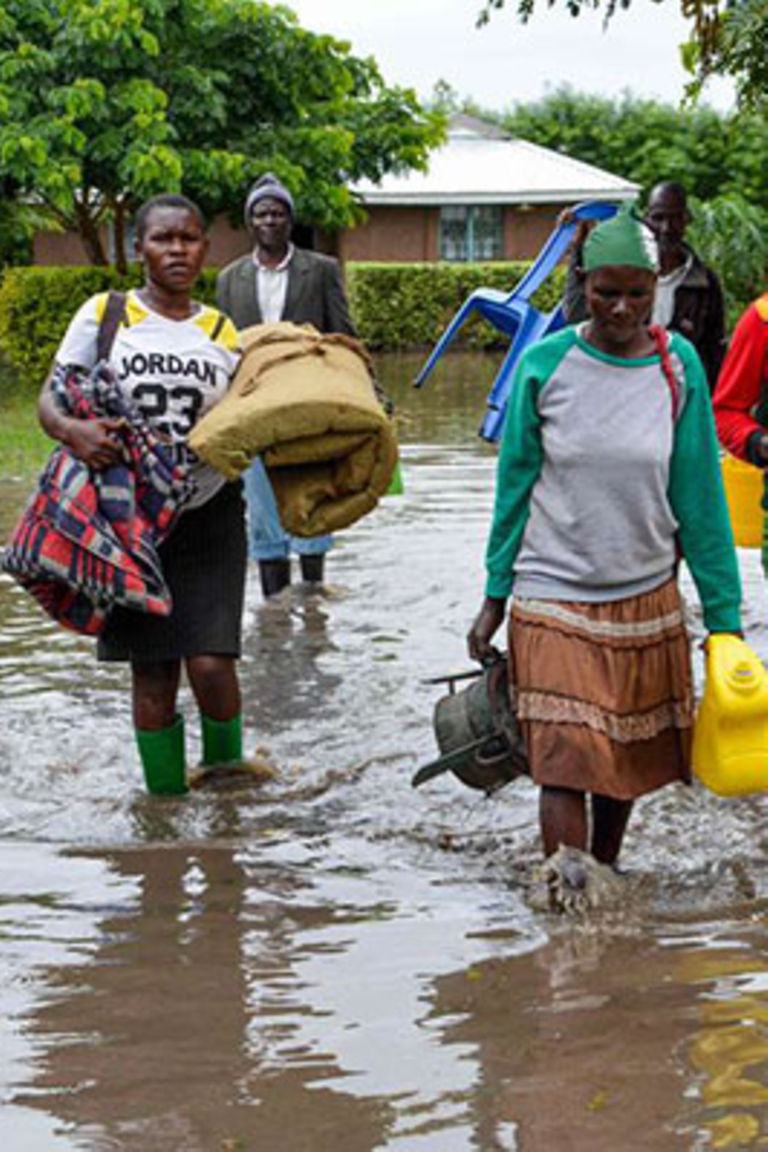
(3, 352), (768, 1150)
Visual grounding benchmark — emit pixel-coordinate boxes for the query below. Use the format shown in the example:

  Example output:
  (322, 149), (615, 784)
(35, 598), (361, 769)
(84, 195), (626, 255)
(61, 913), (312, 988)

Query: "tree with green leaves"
(494, 88), (768, 205)
(0, 0), (443, 269)
(0, 180), (41, 267)
(477, 1), (768, 109)
(687, 194), (768, 324)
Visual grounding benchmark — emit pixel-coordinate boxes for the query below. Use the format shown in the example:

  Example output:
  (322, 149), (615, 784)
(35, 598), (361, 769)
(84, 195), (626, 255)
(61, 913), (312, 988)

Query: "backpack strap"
(97, 290), (128, 362)
(209, 310), (226, 342)
(649, 324), (679, 420)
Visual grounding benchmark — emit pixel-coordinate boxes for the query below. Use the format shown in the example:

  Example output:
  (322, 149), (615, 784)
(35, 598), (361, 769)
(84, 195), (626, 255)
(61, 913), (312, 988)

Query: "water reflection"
(427, 928), (690, 1151)
(7, 844), (385, 1151)
(6, 838), (537, 1151)
(240, 590), (341, 738)
(376, 350), (503, 448)
(674, 932), (768, 1149)
(8, 847), (768, 1152)
(0, 843), (139, 1152)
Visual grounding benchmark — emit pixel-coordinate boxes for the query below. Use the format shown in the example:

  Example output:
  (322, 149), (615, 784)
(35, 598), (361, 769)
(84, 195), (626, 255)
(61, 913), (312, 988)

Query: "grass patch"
(0, 379), (50, 479)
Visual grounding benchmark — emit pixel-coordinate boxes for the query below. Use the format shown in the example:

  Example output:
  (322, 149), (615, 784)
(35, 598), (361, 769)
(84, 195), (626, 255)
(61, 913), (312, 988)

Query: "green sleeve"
(668, 334), (742, 632)
(484, 334), (571, 598)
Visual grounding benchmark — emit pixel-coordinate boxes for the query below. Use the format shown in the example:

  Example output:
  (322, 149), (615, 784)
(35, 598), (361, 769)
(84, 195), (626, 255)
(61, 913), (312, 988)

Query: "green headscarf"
(583, 203), (659, 273)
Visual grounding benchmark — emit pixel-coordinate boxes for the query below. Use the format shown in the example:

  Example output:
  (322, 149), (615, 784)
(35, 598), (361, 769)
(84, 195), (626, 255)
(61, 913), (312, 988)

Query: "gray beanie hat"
(244, 173), (295, 225)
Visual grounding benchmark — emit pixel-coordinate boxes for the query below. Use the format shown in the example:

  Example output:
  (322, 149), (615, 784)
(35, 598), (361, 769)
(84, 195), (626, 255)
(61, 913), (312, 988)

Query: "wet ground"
(3, 352), (768, 1150)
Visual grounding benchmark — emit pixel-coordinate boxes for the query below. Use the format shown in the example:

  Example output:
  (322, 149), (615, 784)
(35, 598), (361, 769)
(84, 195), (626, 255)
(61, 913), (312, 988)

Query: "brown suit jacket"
(215, 246), (356, 336)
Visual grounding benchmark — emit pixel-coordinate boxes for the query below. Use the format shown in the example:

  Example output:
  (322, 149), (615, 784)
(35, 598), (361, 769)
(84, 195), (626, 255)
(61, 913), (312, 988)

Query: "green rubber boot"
(201, 712), (243, 767)
(135, 714), (187, 796)
(385, 459), (404, 496)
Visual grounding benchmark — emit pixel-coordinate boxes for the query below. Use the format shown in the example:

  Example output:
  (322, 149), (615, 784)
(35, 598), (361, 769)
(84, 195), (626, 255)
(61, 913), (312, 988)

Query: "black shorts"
(98, 481), (246, 663)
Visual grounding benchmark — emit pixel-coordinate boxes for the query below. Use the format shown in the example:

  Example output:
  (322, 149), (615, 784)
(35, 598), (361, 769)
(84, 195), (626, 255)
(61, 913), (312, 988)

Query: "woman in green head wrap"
(467, 202), (741, 878)
(581, 203), (659, 358)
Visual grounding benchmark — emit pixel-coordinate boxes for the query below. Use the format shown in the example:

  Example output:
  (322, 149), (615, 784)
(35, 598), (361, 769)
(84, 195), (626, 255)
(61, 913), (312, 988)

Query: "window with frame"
(439, 205), (504, 261)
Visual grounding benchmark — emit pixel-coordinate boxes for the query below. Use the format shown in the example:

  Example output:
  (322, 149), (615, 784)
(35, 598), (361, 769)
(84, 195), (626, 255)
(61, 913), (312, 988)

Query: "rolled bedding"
(188, 321), (398, 537)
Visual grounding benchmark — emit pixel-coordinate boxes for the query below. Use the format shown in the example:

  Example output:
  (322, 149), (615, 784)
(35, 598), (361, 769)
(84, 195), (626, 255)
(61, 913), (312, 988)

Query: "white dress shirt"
(652, 254), (692, 329)
(253, 244), (294, 323)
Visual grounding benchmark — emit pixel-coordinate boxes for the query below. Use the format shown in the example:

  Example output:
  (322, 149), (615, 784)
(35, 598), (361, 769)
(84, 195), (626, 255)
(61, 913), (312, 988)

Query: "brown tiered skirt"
(508, 579), (693, 800)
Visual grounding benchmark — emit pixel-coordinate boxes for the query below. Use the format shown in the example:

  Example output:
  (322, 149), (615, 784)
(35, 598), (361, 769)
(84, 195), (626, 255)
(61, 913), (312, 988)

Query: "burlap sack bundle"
(188, 322), (398, 537)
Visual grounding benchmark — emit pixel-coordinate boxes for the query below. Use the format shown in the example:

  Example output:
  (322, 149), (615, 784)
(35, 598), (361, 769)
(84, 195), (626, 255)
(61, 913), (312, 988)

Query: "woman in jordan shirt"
(39, 194), (245, 796)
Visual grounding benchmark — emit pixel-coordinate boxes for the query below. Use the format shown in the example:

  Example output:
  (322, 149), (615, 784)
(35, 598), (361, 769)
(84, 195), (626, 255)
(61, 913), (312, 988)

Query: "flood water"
(3, 352), (768, 1150)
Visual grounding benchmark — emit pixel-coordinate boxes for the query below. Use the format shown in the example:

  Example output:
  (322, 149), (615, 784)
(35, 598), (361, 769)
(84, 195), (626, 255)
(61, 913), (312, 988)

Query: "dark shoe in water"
(300, 554), (325, 584)
(258, 559), (291, 598)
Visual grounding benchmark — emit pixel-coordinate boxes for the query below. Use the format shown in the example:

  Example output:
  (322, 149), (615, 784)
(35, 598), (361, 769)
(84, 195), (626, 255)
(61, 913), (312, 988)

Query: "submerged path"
(2, 353), (768, 1150)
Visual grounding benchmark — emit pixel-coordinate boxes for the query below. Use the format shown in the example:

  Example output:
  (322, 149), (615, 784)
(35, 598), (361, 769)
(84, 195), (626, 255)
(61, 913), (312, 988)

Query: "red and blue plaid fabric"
(1, 363), (193, 635)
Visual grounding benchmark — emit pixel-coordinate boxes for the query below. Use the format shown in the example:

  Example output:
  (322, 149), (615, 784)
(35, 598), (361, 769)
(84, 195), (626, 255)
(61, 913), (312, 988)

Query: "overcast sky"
(285, 0), (735, 113)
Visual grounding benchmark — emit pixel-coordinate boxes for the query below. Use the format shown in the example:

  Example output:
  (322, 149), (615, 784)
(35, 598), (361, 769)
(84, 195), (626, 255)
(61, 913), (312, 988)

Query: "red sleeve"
(713, 303), (768, 460)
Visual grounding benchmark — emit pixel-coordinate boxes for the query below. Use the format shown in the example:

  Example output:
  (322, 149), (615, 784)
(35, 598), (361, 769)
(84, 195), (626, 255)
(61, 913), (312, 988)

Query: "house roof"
(353, 114), (640, 207)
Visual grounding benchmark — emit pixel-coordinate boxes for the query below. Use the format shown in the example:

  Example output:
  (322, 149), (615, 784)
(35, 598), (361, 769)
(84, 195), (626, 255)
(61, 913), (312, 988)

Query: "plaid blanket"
(1, 363), (193, 635)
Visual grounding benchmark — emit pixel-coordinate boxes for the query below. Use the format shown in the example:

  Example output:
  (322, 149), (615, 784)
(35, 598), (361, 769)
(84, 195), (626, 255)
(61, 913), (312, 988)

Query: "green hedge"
(0, 265), (218, 385)
(346, 260), (565, 350)
(0, 260), (556, 385)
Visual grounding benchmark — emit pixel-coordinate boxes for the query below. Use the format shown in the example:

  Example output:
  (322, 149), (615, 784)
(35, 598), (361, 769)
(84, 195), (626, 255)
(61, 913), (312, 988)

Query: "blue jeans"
(243, 458), (332, 561)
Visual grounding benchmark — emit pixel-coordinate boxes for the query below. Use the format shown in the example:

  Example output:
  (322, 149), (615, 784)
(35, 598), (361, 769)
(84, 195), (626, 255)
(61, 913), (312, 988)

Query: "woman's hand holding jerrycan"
(693, 634), (768, 796)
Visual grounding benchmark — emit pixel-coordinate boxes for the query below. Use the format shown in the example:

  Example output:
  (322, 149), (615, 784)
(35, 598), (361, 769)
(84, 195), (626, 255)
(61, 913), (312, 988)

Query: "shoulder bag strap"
(97, 290), (128, 363)
(209, 310), (226, 342)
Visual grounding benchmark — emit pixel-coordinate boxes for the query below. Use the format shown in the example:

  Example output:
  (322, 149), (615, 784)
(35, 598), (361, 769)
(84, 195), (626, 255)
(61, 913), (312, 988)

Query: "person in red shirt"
(712, 294), (768, 465)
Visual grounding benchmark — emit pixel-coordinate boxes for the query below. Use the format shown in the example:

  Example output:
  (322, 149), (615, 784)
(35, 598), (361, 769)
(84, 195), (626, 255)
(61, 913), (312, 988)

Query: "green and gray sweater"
(485, 326), (742, 634)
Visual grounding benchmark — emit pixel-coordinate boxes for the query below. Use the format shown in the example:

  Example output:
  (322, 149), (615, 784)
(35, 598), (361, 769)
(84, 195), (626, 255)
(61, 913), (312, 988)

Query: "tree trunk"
(113, 199), (127, 275)
(75, 199), (108, 265)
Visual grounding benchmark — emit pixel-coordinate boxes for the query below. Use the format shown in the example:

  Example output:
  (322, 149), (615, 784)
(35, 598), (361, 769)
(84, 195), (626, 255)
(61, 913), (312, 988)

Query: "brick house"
(340, 114), (640, 263)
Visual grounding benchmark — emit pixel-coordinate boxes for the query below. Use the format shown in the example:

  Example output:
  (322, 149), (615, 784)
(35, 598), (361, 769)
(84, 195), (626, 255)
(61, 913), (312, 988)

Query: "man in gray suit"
(217, 174), (356, 597)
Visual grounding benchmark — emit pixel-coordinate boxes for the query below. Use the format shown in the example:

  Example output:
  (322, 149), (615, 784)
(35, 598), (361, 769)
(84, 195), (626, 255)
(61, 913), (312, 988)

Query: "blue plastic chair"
(414, 200), (619, 442)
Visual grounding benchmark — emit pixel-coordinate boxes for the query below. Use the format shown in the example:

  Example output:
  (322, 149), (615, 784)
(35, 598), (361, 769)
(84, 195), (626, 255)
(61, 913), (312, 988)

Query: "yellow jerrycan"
(693, 634), (768, 796)
(720, 453), (764, 548)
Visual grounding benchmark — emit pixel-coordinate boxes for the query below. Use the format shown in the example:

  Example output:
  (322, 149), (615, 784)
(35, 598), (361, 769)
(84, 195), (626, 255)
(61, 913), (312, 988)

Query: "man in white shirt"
(217, 174), (356, 596)
(643, 182), (725, 389)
